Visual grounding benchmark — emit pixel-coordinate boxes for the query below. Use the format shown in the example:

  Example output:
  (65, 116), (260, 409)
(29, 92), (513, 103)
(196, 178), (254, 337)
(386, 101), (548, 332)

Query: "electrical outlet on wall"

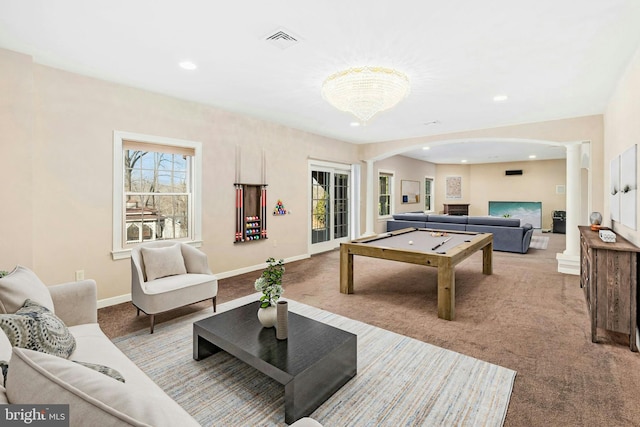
(75, 270), (84, 281)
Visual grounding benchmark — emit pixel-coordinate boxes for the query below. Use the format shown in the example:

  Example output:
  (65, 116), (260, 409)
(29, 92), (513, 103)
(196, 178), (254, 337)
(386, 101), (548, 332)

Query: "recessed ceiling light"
(493, 94), (508, 102)
(179, 61), (197, 70)
(350, 121), (361, 127)
(422, 147), (430, 150)
(461, 159), (468, 163)
(529, 155), (537, 159)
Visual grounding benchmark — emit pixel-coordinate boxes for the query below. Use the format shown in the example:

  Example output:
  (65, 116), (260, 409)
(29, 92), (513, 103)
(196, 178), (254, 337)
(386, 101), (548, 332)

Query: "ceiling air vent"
(265, 29), (300, 50)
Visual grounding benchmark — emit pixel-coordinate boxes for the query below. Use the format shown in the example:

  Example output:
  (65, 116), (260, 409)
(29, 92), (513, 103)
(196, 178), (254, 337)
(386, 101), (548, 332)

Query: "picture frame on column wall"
(610, 144), (637, 230)
(620, 144), (637, 230)
(610, 155), (620, 222)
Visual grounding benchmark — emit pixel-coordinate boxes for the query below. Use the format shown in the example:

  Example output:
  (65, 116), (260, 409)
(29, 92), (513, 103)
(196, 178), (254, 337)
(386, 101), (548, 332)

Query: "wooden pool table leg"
(340, 245), (354, 294)
(437, 261), (454, 320)
(482, 242), (493, 275)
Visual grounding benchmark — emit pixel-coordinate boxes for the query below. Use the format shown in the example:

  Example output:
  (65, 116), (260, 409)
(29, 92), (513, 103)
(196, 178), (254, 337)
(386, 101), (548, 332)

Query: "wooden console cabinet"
(579, 226), (638, 351)
(443, 203), (469, 215)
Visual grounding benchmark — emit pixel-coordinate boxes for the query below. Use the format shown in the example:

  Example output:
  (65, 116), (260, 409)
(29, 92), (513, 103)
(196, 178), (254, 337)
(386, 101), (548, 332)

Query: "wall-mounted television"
(488, 201), (542, 228)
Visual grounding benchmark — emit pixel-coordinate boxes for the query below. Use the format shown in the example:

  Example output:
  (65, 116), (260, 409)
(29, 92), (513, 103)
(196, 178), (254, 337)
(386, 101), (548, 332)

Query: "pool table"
(339, 227), (493, 320)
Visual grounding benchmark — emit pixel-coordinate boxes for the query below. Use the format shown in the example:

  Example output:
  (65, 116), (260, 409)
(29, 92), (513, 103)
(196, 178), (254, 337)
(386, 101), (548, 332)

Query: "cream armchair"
(131, 241), (218, 333)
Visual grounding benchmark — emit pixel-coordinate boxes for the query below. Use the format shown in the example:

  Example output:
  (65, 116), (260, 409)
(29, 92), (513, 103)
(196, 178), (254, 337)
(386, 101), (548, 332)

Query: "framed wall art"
(401, 180), (420, 204)
(446, 176), (462, 199)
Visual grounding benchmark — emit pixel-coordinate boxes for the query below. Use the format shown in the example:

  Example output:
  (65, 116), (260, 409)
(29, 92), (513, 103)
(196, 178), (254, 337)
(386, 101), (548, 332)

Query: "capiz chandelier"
(321, 66), (410, 123)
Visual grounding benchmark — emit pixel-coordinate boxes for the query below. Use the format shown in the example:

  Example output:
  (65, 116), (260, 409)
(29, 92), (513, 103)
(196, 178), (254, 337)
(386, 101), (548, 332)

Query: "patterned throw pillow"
(0, 299), (76, 359)
(0, 360), (7, 386)
(72, 360), (125, 383)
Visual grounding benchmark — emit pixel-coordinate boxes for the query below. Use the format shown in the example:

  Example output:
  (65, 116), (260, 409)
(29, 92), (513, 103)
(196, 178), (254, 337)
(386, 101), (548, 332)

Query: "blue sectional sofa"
(386, 213), (534, 253)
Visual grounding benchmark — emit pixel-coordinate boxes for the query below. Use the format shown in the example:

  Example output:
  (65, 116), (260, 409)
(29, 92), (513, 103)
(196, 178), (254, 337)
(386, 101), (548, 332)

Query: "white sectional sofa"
(0, 268), (200, 426)
(0, 266), (322, 427)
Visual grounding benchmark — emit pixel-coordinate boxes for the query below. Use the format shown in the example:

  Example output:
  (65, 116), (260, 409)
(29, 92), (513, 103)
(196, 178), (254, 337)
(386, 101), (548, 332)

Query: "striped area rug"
(530, 235), (550, 250)
(114, 294), (516, 426)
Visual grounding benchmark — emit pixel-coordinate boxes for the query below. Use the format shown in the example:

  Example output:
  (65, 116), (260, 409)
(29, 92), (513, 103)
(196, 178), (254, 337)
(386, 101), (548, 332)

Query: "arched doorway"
(361, 138), (590, 275)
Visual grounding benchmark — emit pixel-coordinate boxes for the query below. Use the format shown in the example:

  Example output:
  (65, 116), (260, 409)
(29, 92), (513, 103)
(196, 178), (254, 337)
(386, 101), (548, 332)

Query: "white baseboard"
(556, 252), (580, 275)
(97, 253), (311, 308)
(98, 293), (131, 309)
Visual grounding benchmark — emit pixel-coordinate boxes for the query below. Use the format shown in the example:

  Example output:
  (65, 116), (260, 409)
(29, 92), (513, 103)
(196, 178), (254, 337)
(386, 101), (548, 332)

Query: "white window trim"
(112, 131), (203, 260)
(425, 175), (435, 213)
(378, 169), (395, 219)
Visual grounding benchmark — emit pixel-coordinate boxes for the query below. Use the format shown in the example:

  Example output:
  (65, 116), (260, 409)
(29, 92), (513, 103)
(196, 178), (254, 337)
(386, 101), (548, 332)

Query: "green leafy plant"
(502, 213), (512, 218)
(0, 270), (8, 278)
(254, 257), (285, 308)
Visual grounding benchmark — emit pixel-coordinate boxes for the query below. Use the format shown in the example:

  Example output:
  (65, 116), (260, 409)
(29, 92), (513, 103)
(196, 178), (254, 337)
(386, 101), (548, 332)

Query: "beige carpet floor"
(99, 232), (640, 427)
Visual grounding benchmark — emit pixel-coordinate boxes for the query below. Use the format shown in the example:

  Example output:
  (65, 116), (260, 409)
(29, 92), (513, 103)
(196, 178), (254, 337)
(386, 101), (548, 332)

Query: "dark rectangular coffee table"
(193, 301), (357, 424)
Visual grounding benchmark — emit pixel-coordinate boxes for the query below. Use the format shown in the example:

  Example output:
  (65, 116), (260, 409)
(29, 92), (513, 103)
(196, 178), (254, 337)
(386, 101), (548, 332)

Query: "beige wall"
(434, 163), (471, 212)
(0, 48), (359, 301)
(604, 44), (640, 245)
(0, 50), (34, 266)
(465, 160), (566, 230)
(373, 157), (566, 233)
(373, 155), (436, 233)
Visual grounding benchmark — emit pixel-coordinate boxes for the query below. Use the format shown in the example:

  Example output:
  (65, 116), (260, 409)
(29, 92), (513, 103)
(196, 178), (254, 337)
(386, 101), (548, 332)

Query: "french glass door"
(310, 164), (351, 254)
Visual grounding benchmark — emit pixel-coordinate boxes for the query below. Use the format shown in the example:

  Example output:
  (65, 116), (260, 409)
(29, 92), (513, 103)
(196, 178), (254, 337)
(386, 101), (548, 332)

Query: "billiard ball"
(408, 240), (414, 245)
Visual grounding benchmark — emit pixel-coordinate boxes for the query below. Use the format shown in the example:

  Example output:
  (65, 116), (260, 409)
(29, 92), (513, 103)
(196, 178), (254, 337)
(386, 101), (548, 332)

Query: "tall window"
(334, 173), (349, 238)
(112, 131), (202, 260)
(124, 147), (191, 243)
(425, 177), (434, 211)
(379, 172), (393, 216)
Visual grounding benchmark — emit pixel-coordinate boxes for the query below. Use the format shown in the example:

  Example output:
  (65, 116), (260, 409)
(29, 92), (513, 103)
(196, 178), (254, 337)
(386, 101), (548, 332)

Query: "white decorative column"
(556, 142), (581, 275)
(363, 159), (376, 237)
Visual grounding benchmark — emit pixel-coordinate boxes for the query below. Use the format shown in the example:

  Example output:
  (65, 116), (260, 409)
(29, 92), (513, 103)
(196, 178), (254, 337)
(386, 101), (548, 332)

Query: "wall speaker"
(505, 170), (523, 176)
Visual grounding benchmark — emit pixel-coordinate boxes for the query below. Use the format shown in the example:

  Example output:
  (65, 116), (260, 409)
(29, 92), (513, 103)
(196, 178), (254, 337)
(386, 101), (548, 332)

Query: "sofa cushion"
(72, 360), (125, 383)
(0, 329), (11, 363)
(0, 329), (11, 386)
(387, 220), (427, 232)
(141, 244), (187, 281)
(427, 214), (468, 224)
(467, 216), (521, 227)
(0, 265), (55, 314)
(466, 224), (526, 252)
(0, 299), (76, 359)
(424, 222), (467, 231)
(6, 347), (197, 427)
(0, 385), (7, 404)
(392, 212), (428, 221)
(0, 361), (7, 386)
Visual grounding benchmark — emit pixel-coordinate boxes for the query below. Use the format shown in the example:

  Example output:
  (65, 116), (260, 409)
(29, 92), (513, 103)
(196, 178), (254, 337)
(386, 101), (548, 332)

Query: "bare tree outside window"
(124, 149), (191, 243)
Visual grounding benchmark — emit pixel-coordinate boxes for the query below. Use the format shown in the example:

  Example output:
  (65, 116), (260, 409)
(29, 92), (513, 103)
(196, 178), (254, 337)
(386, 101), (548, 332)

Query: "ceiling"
(2, 1), (640, 164)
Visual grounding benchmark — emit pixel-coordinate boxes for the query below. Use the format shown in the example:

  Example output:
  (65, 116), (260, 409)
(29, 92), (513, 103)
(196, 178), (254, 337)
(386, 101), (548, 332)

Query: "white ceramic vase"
(257, 304), (277, 328)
